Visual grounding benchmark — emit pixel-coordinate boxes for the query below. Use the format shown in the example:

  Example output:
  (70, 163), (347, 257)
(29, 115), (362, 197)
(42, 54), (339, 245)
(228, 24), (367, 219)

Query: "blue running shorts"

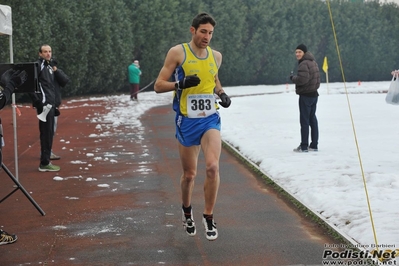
(175, 112), (221, 147)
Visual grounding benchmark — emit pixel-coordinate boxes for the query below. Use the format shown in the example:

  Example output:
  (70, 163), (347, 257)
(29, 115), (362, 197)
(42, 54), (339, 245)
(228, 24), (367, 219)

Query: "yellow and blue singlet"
(172, 43), (219, 117)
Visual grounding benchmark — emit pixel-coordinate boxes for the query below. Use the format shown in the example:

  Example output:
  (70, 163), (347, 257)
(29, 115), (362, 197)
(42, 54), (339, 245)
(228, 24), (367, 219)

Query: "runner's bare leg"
(201, 129), (221, 215)
(179, 144), (200, 208)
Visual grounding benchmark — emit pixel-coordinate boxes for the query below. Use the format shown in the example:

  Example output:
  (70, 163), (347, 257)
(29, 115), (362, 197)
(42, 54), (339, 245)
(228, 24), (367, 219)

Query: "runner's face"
(192, 23), (214, 49)
(40, 46), (52, 61)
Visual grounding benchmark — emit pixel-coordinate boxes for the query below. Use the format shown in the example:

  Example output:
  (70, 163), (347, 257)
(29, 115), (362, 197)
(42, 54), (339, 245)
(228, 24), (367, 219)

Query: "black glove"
(54, 108), (60, 116)
(289, 71), (294, 81)
(9, 70), (28, 89)
(0, 68), (13, 87)
(219, 93), (231, 108)
(0, 69), (28, 90)
(176, 75), (200, 90)
(33, 100), (43, 114)
(50, 58), (58, 67)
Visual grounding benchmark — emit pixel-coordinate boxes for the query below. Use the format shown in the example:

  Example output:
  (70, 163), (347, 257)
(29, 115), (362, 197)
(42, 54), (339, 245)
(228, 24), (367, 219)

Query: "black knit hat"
(296, 44), (307, 53)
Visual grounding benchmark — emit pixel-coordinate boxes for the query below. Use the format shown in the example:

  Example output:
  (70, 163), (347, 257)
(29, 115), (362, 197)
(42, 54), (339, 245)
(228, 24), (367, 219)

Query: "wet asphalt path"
(130, 105), (341, 266)
(0, 102), (343, 265)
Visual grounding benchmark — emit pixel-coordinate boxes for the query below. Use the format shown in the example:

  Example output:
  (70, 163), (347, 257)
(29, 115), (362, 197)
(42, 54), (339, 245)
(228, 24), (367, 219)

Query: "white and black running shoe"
(182, 210), (196, 236)
(202, 217), (218, 241)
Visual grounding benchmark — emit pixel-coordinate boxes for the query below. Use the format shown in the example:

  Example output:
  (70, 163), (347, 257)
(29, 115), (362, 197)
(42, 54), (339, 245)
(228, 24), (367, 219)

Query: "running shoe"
(202, 217), (218, 241)
(182, 209), (196, 236)
(38, 163), (60, 172)
(293, 145), (308, 152)
(0, 229), (17, 245)
(50, 152), (61, 160)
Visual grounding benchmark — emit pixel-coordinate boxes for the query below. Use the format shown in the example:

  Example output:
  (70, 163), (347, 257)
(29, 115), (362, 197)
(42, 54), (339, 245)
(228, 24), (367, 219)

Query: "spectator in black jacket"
(0, 67), (28, 245)
(290, 43), (320, 153)
(30, 44), (60, 172)
(49, 58), (70, 160)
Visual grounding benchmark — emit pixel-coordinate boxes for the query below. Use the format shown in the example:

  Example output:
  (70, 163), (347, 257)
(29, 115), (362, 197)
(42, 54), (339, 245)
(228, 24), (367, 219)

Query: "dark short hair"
(191, 13), (216, 30)
(39, 44), (51, 53)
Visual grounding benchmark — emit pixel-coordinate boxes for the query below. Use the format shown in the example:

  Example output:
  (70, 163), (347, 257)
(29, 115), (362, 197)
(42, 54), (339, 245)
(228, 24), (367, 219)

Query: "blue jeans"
(299, 95), (318, 150)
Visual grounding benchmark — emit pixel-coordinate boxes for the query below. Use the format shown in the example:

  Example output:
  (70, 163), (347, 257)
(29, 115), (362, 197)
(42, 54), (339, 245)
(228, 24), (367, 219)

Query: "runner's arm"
(213, 50), (224, 96)
(154, 46), (182, 93)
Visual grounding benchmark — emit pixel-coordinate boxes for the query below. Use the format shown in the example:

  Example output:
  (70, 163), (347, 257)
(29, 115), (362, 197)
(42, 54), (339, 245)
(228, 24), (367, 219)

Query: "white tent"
(1, 5), (20, 180)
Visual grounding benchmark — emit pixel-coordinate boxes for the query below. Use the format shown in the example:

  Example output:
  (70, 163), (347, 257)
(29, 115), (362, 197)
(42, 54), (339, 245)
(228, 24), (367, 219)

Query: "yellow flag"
(322, 56), (328, 73)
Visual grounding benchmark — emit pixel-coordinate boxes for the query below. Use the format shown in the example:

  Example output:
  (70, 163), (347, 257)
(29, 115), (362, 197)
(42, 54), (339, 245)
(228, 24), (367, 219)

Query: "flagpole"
(326, 69), (329, 95)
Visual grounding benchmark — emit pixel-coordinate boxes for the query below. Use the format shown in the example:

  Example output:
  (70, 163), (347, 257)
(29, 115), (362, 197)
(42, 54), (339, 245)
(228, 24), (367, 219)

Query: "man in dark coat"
(30, 44), (60, 171)
(290, 44), (320, 152)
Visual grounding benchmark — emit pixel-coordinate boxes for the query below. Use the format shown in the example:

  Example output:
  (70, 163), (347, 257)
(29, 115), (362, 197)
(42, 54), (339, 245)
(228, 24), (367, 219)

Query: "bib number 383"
(187, 94), (216, 118)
